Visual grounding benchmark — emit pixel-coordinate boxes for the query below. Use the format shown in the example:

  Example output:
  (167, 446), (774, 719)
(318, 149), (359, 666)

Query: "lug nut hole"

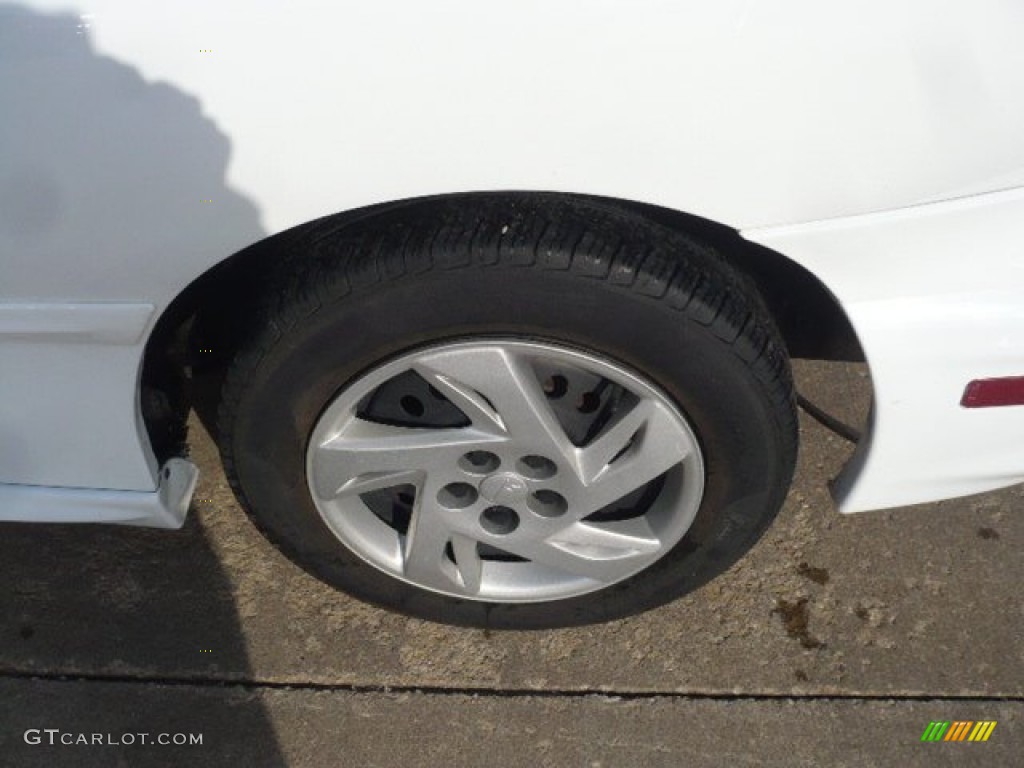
(517, 455), (557, 479)
(438, 483), (478, 509)
(480, 506), (520, 535)
(459, 451), (501, 475)
(528, 490), (568, 518)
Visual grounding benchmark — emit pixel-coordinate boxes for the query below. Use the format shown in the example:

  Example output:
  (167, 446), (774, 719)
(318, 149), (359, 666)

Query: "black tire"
(218, 194), (797, 628)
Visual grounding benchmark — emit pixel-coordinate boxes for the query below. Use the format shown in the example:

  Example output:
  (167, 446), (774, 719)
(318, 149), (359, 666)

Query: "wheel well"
(611, 199), (864, 362)
(140, 192), (864, 461)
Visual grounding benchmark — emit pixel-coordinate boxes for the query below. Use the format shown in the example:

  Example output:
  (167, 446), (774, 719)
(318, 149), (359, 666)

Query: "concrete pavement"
(1, 679), (1020, 768)
(1, 361), (1021, 766)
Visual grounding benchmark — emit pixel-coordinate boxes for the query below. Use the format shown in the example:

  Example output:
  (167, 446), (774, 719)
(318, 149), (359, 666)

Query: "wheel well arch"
(140, 191), (864, 461)
(610, 198), (863, 361)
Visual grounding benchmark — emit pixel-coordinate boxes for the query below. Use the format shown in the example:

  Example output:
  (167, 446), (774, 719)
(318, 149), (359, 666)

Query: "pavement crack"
(0, 669), (1021, 704)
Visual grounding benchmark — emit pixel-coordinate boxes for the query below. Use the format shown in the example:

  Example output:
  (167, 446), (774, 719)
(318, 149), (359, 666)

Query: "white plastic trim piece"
(0, 458), (198, 529)
(0, 303), (160, 490)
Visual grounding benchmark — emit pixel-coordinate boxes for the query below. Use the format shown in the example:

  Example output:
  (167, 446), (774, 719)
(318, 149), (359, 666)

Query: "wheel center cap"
(479, 472), (530, 504)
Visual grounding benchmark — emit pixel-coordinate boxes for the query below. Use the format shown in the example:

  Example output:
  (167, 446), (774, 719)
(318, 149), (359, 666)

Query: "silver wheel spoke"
(569, 400), (691, 518)
(415, 346), (576, 462)
(450, 533), (484, 594)
(402, 494), (459, 594)
(576, 399), (657, 483)
(319, 469), (422, 499)
(506, 518), (662, 582)
(412, 367), (506, 434)
(309, 419), (498, 500)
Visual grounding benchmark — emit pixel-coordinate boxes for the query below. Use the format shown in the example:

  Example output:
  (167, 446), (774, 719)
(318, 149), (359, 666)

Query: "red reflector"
(961, 377), (1024, 408)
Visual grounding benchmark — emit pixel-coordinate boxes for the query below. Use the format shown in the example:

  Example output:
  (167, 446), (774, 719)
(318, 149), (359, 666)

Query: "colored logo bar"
(921, 721), (997, 742)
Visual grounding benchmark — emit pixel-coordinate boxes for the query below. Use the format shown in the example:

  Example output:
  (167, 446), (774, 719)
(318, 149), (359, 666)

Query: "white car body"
(3, 0), (1024, 526)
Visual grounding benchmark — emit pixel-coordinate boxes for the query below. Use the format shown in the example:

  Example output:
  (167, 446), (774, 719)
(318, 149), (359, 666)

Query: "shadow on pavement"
(0, 517), (284, 766)
(0, 4), (281, 765)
